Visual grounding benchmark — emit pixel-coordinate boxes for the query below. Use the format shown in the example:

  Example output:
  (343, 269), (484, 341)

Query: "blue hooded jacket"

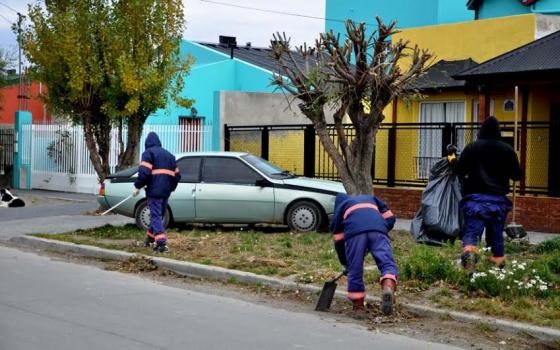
(330, 193), (396, 241)
(134, 132), (181, 198)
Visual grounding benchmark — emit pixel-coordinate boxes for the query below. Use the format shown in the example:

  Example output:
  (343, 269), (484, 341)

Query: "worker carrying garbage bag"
(455, 116), (522, 271)
(330, 193), (398, 319)
(410, 144), (463, 245)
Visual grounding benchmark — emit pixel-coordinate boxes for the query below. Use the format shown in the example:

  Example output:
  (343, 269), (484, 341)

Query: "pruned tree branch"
(270, 18), (432, 194)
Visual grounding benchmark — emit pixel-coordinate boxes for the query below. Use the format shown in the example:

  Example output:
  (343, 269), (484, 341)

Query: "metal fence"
(26, 123), (213, 193)
(225, 121), (553, 196)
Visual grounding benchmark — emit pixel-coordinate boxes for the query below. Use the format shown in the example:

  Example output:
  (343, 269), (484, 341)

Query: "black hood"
(145, 132), (162, 149)
(478, 116), (502, 140)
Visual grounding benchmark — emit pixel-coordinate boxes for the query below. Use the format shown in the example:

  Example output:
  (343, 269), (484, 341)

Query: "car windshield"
(241, 154), (296, 179)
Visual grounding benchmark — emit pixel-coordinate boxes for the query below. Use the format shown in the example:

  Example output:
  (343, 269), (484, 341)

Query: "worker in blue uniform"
(330, 193), (398, 318)
(134, 132), (181, 253)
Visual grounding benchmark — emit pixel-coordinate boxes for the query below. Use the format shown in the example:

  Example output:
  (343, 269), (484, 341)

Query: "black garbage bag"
(410, 156), (463, 245)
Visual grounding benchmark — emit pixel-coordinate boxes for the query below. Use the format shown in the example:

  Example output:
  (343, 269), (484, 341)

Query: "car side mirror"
(255, 179), (269, 187)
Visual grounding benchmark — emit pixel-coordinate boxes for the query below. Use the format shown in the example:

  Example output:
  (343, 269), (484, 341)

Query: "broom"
(315, 270), (347, 312)
(505, 86), (527, 239)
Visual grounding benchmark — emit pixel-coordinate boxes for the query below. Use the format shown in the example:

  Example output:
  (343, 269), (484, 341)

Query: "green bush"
(399, 245), (462, 286)
(546, 254), (560, 275)
(534, 238), (560, 254)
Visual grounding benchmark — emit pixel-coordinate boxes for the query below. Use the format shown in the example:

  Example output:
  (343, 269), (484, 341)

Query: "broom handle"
(513, 86), (519, 224)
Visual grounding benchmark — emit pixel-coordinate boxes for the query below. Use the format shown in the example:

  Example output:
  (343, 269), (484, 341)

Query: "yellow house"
(383, 13), (560, 195)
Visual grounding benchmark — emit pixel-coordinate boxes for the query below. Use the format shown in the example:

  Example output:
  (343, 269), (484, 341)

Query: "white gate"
(29, 123), (213, 193)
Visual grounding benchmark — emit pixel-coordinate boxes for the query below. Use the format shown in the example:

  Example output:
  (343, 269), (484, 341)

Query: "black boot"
(461, 252), (479, 273)
(144, 236), (155, 248)
(144, 231), (155, 247)
(153, 243), (169, 253)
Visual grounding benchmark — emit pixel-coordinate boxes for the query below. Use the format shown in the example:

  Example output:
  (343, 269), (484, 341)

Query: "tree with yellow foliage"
(23, 0), (192, 181)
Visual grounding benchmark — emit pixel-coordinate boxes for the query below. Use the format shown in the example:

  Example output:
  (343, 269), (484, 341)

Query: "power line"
(0, 13), (13, 25)
(199, 0), (375, 26)
(0, 1), (18, 14)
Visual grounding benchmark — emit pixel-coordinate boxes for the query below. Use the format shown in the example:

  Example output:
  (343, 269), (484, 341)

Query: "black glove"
(446, 144), (458, 155)
(334, 240), (347, 266)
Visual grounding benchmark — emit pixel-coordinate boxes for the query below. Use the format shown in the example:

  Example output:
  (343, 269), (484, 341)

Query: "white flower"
(532, 269), (536, 273)
(530, 279), (536, 284)
(539, 285), (548, 291)
(470, 278), (475, 283)
(512, 260), (518, 264)
(506, 286), (511, 290)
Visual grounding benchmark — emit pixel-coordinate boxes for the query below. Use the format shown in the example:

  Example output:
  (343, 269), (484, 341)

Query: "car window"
(177, 157), (201, 183)
(107, 166), (138, 179)
(202, 157), (261, 184)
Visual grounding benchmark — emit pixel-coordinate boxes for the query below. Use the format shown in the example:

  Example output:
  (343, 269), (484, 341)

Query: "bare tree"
(271, 18), (432, 195)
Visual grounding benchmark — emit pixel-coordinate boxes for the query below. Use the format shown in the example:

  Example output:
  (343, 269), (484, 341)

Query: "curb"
(10, 235), (560, 342)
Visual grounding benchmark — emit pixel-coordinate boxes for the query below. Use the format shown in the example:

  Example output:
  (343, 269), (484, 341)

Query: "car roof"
(175, 151), (249, 159)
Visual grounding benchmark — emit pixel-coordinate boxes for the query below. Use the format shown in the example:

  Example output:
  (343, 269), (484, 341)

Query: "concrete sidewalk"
(395, 218), (560, 245)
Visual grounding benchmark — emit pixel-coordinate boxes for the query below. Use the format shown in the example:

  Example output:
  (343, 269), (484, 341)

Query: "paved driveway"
(0, 190), (133, 240)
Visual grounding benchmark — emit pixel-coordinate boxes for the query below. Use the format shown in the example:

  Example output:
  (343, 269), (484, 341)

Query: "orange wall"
(0, 82), (51, 124)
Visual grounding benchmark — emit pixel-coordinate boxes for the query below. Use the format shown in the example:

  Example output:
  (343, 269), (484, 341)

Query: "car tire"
(134, 200), (171, 231)
(286, 200), (323, 233)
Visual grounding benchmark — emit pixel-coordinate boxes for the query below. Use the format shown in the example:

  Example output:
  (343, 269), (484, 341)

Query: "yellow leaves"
(118, 58), (144, 94)
(124, 97), (140, 114)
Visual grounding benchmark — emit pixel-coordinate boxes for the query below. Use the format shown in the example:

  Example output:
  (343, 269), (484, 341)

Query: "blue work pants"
(345, 231), (398, 299)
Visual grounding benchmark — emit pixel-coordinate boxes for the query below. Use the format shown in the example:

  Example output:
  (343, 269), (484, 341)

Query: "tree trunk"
(353, 126), (375, 195)
(313, 120), (361, 195)
(117, 115), (146, 170)
(82, 112), (110, 183)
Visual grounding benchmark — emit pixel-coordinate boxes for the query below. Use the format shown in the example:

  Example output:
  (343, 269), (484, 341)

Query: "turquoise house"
(468, 0), (560, 19)
(146, 37), (280, 150)
(325, 0), (474, 35)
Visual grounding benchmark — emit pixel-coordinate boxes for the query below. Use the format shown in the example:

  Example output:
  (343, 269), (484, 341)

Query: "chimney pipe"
(219, 35), (237, 59)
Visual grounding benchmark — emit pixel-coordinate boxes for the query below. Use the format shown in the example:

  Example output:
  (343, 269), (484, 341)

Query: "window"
(417, 102), (466, 179)
(177, 157), (201, 183)
(202, 157), (261, 184)
(179, 117), (202, 152)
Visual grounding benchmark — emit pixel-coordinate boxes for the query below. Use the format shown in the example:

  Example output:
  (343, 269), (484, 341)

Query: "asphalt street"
(0, 246), (461, 350)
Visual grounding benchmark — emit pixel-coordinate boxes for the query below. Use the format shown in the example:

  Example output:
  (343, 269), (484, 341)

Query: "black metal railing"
(225, 121), (554, 196)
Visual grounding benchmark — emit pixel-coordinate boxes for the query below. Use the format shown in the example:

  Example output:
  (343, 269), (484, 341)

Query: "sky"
(0, 0), (326, 69)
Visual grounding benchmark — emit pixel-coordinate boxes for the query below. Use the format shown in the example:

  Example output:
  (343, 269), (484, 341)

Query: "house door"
(549, 104), (560, 197)
(179, 117), (202, 152)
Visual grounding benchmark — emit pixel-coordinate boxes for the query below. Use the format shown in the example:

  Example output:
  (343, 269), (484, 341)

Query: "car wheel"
(286, 200), (323, 233)
(134, 200), (171, 231)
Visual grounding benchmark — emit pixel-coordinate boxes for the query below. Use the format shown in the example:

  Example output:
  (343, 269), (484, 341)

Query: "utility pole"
(12, 12), (26, 111)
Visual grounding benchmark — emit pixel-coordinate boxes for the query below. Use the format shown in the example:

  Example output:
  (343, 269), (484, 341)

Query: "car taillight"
(99, 183), (105, 196)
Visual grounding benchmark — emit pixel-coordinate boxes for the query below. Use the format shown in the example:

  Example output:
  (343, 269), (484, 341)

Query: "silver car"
(98, 152), (346, 232)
